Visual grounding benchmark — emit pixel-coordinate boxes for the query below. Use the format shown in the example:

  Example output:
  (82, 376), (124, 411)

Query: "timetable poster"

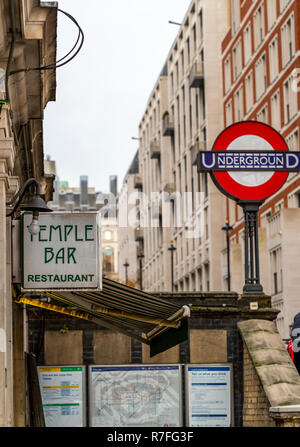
(185, 365), (232, 427)
(37, 366), (86, 427)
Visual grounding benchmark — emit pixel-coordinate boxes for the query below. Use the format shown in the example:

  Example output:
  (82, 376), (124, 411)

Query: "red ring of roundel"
(212, 122), (289, 201)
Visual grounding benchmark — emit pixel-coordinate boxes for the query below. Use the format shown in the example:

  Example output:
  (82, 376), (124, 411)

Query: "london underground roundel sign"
(198, 121), (292, 202)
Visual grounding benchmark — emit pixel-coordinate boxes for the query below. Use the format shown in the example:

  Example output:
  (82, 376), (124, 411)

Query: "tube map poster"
(89, 365), (182, 427)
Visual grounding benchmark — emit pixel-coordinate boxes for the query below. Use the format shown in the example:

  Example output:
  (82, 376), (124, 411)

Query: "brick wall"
(242, 342), (275, 427)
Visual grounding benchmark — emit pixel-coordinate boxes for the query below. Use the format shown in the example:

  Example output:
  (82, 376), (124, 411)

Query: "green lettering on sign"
(49, 225), (62, 242)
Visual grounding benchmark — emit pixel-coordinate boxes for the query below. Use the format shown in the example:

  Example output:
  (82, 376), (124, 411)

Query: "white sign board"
(21, 212), (102, 290)
(89, 365), (182, 427)
(37, 366), (86, 427)
(185, 364), (232, 427)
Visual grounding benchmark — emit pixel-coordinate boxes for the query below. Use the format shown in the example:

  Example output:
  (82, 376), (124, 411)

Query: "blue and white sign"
(198, 151), (300, 171)
(185, 365), (232, 427)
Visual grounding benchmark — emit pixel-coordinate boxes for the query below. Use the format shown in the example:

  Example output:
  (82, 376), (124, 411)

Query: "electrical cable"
(4, 4), (84, 149)
(9, 8), (84, 76)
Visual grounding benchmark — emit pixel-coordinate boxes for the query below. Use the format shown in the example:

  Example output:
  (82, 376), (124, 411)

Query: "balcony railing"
(162, 114), (174, 137)
(150, 141), (160, 159)
(189, 61), (204, 88)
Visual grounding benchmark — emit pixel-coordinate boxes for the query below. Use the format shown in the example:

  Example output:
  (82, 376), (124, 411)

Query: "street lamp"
(137, 249), (144, 290)
(6, 178), (52, 234)
(168, 20), (182, 26)
(123, 259), (129, 284)
(168, 241), (176, 292)
(222, 218), (233, 291)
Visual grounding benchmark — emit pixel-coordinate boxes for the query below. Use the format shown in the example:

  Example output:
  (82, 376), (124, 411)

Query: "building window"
(288, 186), (300, 208)
(270, 247), (282, 295)
(197, 268), (202, 291)
(271, 90), (281, 129)
(186, 38), (190, 65)
(254, 3), (265, 50)
(171, 72), (174, 96)
(103, 247), (114, 273)
(284, 74), (298, 124)
(182, 85), (186, 146)
(234, 84), (244, 122)
(267, 0), (277, 30)
(192, 24), (197, 54)
(204, 173), (208, 198)
(280, 0), (292, 13)
(244, 23), (252, 64)
(281, 14), (295, 67)
(233, 39), (242, 81)
(286, 128), (299, 150)
(175, 61), (179, 86)
(245, 71), (254, 113)
(257, 104), (268, 124)
(231, 0), (241, 34)
(199, 10), (203, 42)
(255, 53), (267, 100)
(104, 230), (112, 241)
(269, 36), (279, 83)
(225, 100), (233, 126)
(224, 56), (231, 93)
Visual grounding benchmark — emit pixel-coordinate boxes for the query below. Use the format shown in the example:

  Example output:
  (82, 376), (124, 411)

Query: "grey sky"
(44, 0), (191, 193)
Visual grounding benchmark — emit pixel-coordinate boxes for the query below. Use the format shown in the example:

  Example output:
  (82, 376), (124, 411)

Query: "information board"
(37, 366), (86, 427)
(89, 365), (182, 427)
(21, 211), (102, 290)
(185, 364), (232, 427)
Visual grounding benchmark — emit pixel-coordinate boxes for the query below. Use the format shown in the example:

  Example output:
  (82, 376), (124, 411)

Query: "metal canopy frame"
(17, 277), (190, 349)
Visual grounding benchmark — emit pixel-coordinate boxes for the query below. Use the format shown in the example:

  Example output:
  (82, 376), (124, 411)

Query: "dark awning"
(17, 277), (190, 356)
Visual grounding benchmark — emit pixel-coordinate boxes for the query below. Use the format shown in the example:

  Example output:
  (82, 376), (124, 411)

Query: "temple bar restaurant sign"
(197, 121), (292, 202)
(21, 212), (102, 291)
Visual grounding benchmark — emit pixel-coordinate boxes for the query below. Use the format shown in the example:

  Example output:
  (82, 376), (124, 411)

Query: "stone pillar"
(0, 132), (18, 426)
(270, 405), (300, 427)
(12, 303), (26, 426)
(0, 177), (13, 426)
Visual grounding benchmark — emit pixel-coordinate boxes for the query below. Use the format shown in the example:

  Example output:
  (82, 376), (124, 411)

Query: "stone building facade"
(0, 0), (57, 426)
(121, 0), (230, 294)
(118, 151), (140, 286)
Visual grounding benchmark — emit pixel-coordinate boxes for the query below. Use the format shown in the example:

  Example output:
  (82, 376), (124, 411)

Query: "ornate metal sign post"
(197, 121), (297, 293)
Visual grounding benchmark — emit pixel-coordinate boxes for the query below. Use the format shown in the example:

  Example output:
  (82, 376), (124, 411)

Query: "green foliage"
(59, 324), (69, 334)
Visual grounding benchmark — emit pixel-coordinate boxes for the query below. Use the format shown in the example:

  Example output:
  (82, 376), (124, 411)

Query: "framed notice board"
(185, 364), (233, 427)
(88, 364), (183, 427)
(37, 365), (86, 427)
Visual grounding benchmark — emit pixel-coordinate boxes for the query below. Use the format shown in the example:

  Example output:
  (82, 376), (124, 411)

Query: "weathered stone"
(243, 331), (286, 352)
(257, 364), (300, 387)
(239, 318), (300, 415)
(264, 383), (300, 407)
(251, 348), (293, 367)
(238, 319), (277, 335)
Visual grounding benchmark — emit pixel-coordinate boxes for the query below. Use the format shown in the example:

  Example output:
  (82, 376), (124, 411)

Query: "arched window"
(103, 246), (114, 273)
(104, 230), (112, 241)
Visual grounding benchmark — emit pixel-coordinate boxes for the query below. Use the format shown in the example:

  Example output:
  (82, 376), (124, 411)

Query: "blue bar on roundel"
(198, 151), (300, 172)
